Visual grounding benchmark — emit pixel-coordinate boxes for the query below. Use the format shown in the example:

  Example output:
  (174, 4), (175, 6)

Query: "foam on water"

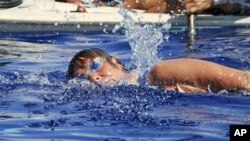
(1, 67), (250, 141)
(1, 16), (250, 140)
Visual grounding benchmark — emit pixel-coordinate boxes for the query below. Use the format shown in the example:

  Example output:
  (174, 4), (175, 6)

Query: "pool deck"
(0, 0), (250, 33)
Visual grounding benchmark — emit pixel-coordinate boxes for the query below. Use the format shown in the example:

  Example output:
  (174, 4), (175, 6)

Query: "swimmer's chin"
(95, 78), (139, 87)
(94, 79), (118, 86)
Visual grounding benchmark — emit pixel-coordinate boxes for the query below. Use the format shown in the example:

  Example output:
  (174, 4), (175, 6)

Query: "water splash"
(114, 8), (171, 71)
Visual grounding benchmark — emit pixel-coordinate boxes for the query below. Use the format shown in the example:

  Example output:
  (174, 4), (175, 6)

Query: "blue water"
(0, 26), (250, 141)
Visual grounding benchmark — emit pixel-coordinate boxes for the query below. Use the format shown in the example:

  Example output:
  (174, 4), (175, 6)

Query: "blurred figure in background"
(183, 0), (250, 15)
(55, 0), (183, 13)
(55, 0), (250, 14)
(123, 0), (182, 13)
(55, 0), (86, 12)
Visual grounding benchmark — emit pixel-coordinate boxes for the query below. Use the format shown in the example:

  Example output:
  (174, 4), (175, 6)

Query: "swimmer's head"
(67, 48), (126, 84)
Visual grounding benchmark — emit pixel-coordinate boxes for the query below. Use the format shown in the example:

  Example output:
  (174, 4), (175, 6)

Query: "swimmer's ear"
(75, 57), (89, 68)
(110, 56), (123, 69)
(78, 57), (86, 61)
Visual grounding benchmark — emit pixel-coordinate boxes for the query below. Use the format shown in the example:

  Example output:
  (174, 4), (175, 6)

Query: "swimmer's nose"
(88, 74), (101, 83)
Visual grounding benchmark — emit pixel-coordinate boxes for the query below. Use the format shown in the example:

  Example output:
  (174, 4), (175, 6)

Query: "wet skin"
(74, 57), (126, 85)
(73, 57), (250, 94)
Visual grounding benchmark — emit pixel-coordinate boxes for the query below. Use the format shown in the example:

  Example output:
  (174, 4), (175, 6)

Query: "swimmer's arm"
(147, 59), (249, 93)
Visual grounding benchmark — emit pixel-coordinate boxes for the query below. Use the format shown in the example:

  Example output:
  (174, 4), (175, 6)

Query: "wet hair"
(67, 48), (122, 79)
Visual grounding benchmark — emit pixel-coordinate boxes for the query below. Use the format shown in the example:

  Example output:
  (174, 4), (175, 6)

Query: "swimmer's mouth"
(104, 78), (116, 85)
(97, 77), (117, 85)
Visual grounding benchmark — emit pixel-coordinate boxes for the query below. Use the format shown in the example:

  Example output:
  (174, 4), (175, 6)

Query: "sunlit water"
(1, 26), (250, 141)
(113, 8), (170, 71)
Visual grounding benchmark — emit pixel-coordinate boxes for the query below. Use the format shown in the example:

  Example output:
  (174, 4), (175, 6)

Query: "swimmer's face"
(74, 57), (126, 84)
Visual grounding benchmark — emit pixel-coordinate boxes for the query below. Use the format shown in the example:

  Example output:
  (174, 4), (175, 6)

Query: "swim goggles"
(80, 56), (117, 83)
(88, 57), (105, 73)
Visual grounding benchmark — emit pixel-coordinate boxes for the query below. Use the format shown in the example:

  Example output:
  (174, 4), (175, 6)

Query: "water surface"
(0, 26), (250, 141)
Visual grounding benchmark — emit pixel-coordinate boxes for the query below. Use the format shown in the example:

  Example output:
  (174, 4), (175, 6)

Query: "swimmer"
(183, 0), (250, 15)
(67, 48), (250, 94)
